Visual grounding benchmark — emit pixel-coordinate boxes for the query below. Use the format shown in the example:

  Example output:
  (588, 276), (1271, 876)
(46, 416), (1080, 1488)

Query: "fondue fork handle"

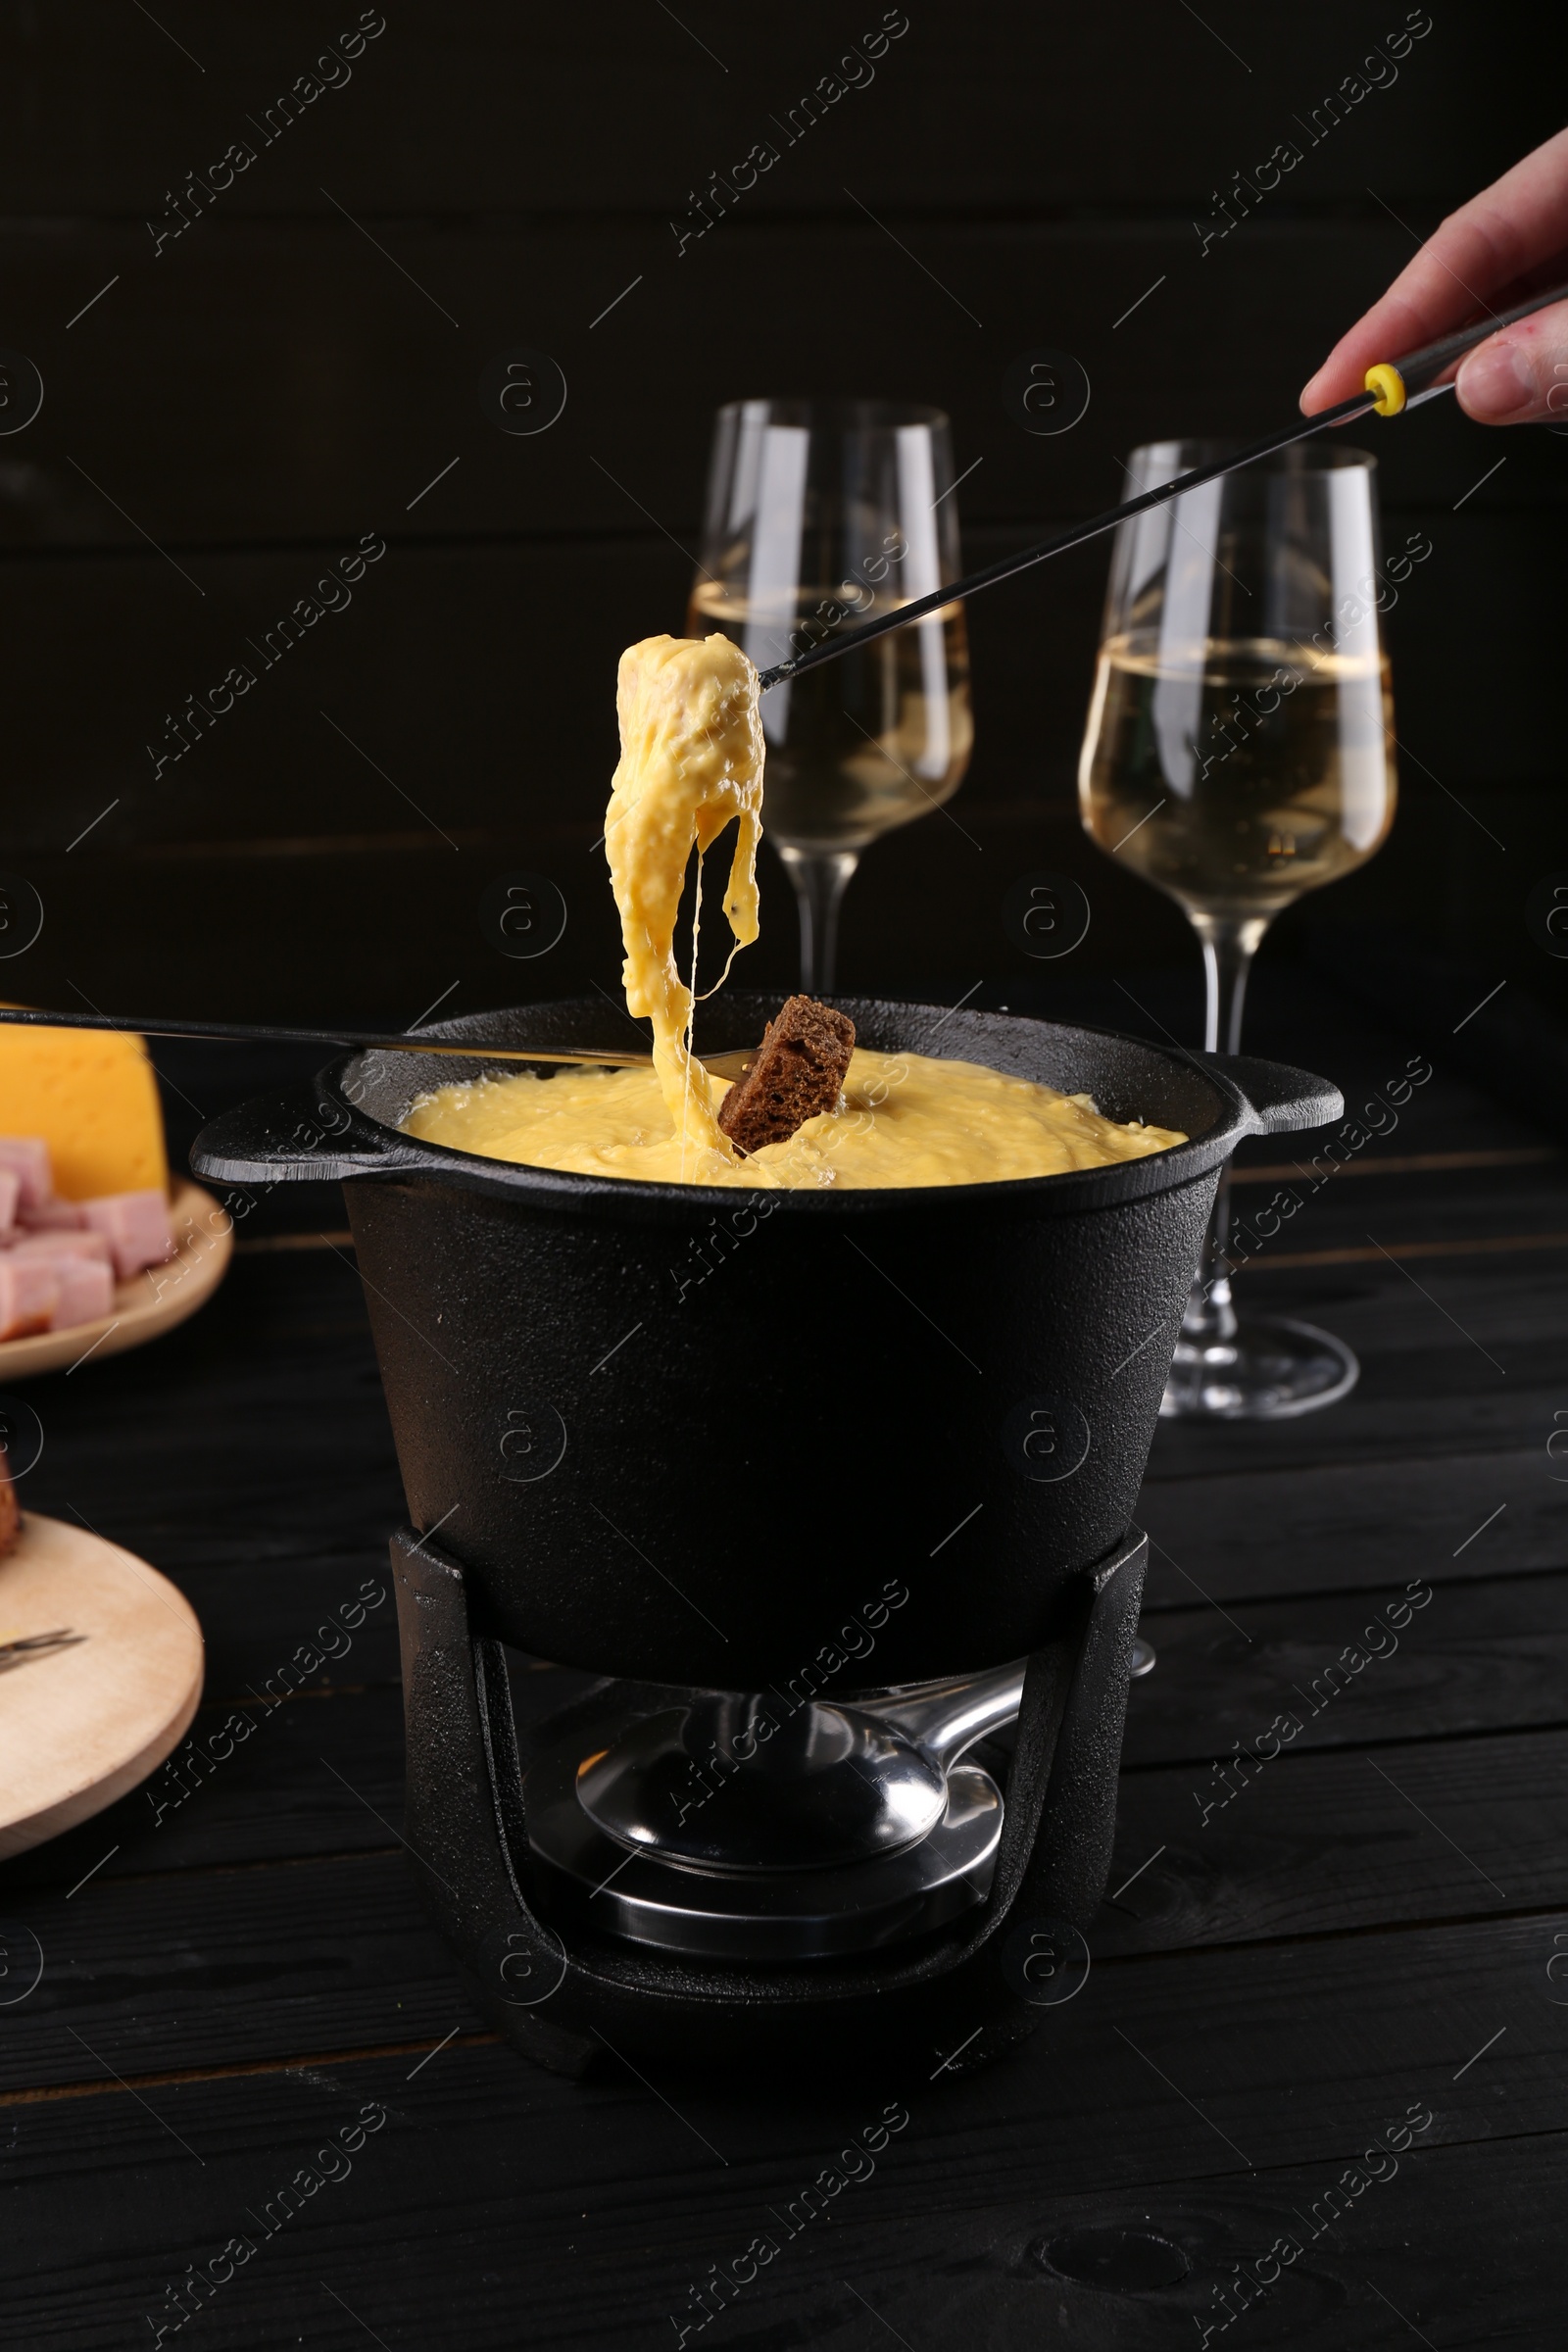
(756, 276), (1568, 695)
(0, 1004), (757, 1080)
(0, 1004), (645, 1070)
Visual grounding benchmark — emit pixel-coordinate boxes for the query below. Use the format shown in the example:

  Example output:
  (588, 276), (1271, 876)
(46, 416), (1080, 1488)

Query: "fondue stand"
(395, 1520), (1147, 2077)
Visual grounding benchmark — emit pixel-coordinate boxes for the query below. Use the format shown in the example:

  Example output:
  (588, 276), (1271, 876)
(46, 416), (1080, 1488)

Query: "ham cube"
(0, 1254), (61, 1340)
(9, 1229), (114, 1265)
(0, 1170), (17, 1235)
(51, 1253), (116, 1329)
(0, 1137), (53, 1210)
(80, 1189), (175, 1280)
(17, 1196), (87, 1231)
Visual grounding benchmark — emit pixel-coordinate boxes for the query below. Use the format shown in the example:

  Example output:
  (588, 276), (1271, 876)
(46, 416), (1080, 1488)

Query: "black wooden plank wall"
(1, 3), (1564, 1024)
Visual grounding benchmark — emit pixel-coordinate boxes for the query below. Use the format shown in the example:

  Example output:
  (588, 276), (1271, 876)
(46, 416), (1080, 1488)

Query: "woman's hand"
(1300, 125), (1568, 426)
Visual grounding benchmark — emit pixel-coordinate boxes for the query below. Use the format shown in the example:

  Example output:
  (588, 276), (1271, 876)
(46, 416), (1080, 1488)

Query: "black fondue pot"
(193, 993), (1339, 1687)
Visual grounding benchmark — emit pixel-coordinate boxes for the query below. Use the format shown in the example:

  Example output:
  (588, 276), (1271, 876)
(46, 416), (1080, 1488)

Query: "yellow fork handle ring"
(1364, 363), (1407, 416)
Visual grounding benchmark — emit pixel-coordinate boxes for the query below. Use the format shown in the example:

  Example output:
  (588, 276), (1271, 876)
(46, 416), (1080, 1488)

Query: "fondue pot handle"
(1202, 1054), (1344, 1137)
(190, 1087), (422, 1187)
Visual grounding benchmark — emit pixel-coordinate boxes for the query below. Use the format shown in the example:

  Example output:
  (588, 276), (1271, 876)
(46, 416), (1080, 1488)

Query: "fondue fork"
(755, 278), (1568, 694)
(0, 1628), (85, 1670)
(0, 1004), (758, 1080)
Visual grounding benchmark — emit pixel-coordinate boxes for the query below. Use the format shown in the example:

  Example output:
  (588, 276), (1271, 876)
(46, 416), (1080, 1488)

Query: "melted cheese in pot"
(604, 633), (763, 1170)
(404, 1050), (1186, 1191)
(403, 628), (1188, 1188)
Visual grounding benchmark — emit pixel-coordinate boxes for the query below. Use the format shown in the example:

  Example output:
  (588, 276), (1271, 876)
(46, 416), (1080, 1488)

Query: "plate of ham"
(0, 1138), (232, 1378)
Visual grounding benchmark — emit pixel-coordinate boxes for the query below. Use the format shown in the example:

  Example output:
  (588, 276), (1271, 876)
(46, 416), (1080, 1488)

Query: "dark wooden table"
(5, 972), (1565, 2348)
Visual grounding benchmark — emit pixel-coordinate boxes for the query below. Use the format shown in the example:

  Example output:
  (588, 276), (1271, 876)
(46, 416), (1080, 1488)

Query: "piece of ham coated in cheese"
(0, 1253), (62, 1340)
(79, 1190), (175, 1280)
(604, 634), (763, 1166)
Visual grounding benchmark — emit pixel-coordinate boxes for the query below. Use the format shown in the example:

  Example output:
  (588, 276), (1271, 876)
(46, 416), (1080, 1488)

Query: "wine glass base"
(1159, 1316), (1358, 1422)
(1128, 1637), (1156, 1677)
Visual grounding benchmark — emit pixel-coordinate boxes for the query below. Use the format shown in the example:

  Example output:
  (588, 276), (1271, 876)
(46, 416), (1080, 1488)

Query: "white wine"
(688, 582), (972, 852)
(1080, 635), (1396, 917)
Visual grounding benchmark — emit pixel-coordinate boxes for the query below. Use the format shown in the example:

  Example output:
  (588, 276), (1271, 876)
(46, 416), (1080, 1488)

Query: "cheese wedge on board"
(0, 1021), (169, 1200)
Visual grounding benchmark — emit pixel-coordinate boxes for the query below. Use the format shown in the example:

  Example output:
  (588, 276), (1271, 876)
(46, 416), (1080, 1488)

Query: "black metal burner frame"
(394, 1522), (1148, 2082)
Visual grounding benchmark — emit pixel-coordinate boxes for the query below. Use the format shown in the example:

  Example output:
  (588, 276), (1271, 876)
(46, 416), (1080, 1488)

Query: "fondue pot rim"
(189, 995), (1343, 1221)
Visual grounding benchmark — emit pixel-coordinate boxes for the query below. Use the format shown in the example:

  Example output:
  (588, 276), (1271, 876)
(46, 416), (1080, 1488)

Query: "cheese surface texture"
(0, 1025), (169, 1200)
(604, 633), (763, 1171)
(404, 1050), (1186, 1191)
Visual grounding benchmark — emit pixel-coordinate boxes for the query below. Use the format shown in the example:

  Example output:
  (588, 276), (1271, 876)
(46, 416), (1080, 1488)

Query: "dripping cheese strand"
(681, 846), (706, 1183)
(603, 634), (763, 1164)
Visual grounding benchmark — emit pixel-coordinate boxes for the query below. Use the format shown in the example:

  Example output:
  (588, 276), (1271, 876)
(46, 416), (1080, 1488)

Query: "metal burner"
(389, 1523), (1150, 2081)
(524, 1665), (1024, 1961)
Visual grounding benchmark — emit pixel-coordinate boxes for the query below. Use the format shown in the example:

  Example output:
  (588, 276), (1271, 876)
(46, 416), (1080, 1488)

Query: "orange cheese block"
(0, 1022), (169, 1200)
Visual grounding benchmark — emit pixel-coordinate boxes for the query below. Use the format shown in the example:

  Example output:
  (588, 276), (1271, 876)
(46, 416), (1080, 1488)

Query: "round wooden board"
(0, 1511), (204, 1859)
(0, 1178), (233, 1381)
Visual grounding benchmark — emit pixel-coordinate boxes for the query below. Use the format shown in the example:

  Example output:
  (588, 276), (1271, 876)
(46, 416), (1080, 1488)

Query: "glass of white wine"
(688, 399), (972, 991)
(1080, 437), (1396, 1418)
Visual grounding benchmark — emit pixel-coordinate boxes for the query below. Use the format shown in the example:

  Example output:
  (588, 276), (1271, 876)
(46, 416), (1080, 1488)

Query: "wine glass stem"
(1184, 914), (1268, 1344)
(775, 847), (858, 994)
